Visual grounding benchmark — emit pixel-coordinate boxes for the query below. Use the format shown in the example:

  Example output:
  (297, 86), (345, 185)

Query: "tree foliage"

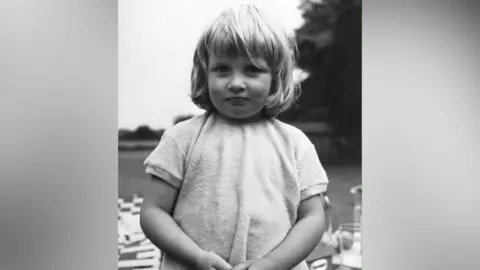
(279, 0), (361, 159)
(118, 125), (163, 141)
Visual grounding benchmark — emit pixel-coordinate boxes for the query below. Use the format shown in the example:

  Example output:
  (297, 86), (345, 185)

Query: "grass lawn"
(119, 150), (361, 230)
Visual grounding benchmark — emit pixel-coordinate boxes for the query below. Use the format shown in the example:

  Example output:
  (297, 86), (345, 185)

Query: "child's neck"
(215, 111), (267, 125)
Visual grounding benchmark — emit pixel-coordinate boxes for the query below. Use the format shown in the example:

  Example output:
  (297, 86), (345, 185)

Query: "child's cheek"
(208, 76), (226, 92)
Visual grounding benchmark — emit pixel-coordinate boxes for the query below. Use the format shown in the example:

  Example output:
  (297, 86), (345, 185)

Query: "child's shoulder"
(271, 119), (313, 148)
(162, 113), (208, 142)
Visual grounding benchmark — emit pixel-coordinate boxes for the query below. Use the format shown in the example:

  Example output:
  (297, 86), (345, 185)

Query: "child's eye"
(245, 65), (265, 74)
(212, 65), (230, 73)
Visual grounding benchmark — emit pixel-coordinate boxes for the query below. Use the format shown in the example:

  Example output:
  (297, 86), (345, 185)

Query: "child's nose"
(227, 73), (246, 92)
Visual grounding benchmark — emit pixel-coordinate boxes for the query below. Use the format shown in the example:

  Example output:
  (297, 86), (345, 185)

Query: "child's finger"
(212, 258), (233, 270)
(231, 260), (254, 270)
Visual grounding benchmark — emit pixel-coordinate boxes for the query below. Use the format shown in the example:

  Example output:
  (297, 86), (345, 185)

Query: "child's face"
(207, 54), (272, 121)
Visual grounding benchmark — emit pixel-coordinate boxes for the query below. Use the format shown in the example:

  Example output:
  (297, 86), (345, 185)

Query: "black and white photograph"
(118, 0), (361, 269)
(5, 1), (480, 270)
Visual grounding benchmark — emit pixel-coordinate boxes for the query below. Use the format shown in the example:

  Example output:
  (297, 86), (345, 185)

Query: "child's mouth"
(226, 97), (249, 105)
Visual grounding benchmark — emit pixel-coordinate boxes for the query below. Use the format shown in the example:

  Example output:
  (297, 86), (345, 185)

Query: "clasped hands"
(195, 251), (278, 270)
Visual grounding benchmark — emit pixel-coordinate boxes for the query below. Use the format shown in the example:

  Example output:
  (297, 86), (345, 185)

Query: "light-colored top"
(144, 112), (329, 270)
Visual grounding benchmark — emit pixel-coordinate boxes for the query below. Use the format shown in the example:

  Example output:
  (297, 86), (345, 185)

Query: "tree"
(133, 125), (159, 140)
(280, 0), (361, 159)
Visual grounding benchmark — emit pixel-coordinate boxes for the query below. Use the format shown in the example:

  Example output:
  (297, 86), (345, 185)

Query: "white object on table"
(310, 258), (328, 270)
(120, 243), (156, 254)
(118, 259), (159, 268)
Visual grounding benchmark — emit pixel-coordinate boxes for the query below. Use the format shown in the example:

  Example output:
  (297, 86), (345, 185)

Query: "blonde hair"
(190, 4), (300, 118)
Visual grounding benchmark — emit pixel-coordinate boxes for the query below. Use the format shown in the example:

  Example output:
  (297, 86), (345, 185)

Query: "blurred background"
(118, 0), (361, 264)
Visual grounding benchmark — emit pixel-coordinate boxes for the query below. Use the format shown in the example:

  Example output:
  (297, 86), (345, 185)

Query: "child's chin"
(224, 110), (261, 121)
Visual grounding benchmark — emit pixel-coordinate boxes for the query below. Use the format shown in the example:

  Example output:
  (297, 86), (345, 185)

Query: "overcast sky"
(118, 0), (304, 130)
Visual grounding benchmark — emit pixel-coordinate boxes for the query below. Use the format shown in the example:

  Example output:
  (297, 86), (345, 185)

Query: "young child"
(140, 4), (329, 270)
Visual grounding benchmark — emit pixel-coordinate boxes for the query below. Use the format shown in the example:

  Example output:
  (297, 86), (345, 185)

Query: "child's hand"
(232, 258), (277, 270)
(232, 260), (254, 270)
(195, 251), (232, 270)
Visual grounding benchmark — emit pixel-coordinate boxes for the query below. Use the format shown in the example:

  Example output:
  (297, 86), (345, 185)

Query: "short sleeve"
(143, 131), (185, 189)
(297, 143), (329, 201)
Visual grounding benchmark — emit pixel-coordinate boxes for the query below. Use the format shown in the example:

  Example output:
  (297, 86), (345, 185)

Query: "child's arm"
(237, 195), (325, 270)
(140, 175), (231, 270)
